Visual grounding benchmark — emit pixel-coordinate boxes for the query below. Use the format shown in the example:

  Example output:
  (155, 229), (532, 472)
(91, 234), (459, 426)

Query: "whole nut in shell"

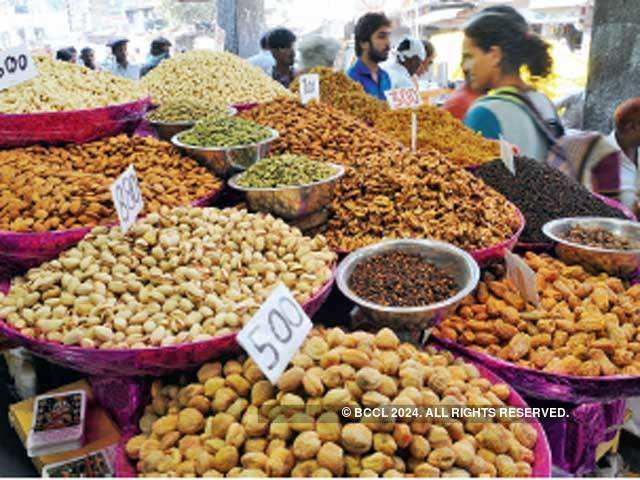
(126, 329), (541, 477)
(0, 207), (335, 349)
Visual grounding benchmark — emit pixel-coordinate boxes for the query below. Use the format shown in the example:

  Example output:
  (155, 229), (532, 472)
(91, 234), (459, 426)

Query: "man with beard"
(348, 12), (392, 100)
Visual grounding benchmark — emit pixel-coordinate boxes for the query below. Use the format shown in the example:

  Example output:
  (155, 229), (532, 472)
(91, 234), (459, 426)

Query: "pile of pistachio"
(177, 118), (273, 148)
(147, 99), (231, 124)
(236, 155), (338, 189)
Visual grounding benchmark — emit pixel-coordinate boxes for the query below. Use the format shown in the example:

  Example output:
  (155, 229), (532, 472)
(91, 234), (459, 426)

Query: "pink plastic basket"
(0, 186), (225, 277)
(433, 335), (640, 404)
(114, 344), (551, 478)
(0, 98), (151, 148)
(0, 268), (334, 377)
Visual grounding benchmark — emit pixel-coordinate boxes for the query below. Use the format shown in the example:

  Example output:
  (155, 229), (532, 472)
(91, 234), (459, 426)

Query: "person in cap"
(382, 36), (426, 90)
(141, 37), (171, 77)
(248, 31), (276, 75)
(348, 12), (392, 100)
(268, 28), (297, 88)
(80, 47), (97, 70)
(105, 39), (140, 80)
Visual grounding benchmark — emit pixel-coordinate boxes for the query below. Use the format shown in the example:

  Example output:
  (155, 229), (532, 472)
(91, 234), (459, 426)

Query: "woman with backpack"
(461, 7), (562, 161)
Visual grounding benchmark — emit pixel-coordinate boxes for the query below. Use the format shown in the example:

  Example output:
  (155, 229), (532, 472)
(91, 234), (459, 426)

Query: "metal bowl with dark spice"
(543, 217), (640, 278)
(336, 239), (480, 330)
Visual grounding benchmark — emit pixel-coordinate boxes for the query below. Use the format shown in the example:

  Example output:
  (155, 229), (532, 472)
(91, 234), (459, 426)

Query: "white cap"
(395, 37), (426, 62)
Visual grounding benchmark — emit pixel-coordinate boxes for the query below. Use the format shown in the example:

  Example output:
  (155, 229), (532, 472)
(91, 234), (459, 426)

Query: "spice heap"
(241, 99), (520, 252)
(178, 118), (274, 148)
(126, 328), (539, 477)
(473, 157), (627, 243)
(562, 225), (640, 251)
(237, 155), (338, 188)
(0, 208), (335, 349)
(374, 105), (501, 168)
(0, 56), (147, 114)
(141, 51), (293, 106)
(349, 252), (459, 307)
(435, 252), (640, 376)
(289, 67), (389, 125)
(0, 135), (222, 232)
(148, 99), (230, 124)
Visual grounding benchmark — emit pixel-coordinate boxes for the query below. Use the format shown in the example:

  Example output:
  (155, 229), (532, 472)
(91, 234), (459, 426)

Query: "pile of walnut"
(126, 328), (539, 477)
(435, 252), (640, 376)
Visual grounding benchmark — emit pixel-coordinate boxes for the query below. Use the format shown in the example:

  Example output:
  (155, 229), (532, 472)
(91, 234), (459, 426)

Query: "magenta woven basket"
(433, 335), (640, 404)
(113, 343), (551, 478)
(0, 186), (225, 277)
(0, 98), (151, 148)
(0, 268), (334, 377)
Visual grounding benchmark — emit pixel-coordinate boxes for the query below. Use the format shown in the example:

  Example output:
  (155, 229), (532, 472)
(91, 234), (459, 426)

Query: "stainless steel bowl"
(543, 217), (640, 278)
(171, 128), (279, 178)
(148, 106), (237, 142)
(336, 239), (480, 330)
(227, 163), (345, 220)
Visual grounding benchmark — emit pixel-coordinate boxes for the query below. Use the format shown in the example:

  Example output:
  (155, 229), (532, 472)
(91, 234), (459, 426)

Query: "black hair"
(260, 31), (271, 50)
(397, 39), (411, 52)
(55, 49), (73, 62)
(422, 39), (435, 59)
(80, 47), (93, 57)
(354, 12), (391, 57)
(465, 8), (552, 77)
(268, 28), (296, 50)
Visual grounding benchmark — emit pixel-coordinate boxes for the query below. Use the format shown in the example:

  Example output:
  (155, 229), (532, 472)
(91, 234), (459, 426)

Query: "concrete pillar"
(584, 0), (640, 132)
(216, 0), (264, 57)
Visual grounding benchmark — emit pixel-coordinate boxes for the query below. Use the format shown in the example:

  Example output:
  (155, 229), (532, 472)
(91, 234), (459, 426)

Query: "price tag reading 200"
(110, 165), (144, 234)
(237, 283), (313, 384)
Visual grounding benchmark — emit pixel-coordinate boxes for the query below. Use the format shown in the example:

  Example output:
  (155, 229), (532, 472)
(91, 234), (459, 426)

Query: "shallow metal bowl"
(227, 163), (345, 220)
(148, 106), (237, 142)
(171, 128), (279, 178)
(336, 239), (480, 330)
(543, 217), (640, 278)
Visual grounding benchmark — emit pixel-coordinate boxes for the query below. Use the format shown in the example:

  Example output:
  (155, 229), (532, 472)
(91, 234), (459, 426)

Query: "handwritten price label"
(505, 250), (540, 306)
(0, 45), (38, 91)
(386, 87), (422, 110)
(299, 73), (320, 105)
(237, 284), (312, 384)
(110, 165), (144, 234)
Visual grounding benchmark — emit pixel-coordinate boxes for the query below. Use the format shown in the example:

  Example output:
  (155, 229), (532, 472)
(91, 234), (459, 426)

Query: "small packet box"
(43, 445), (116, 478)
(27, 389), (87, 458)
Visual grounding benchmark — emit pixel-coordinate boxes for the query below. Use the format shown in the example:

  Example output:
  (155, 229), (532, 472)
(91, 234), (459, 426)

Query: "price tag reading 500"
(110, 165), (144, 234)
(237, 284), (313, 384)
(0, 45), (38, 91)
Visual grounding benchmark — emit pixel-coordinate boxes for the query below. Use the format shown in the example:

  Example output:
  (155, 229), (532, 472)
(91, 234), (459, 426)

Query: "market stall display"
(374, 105), (501, 168)
(289, 67), (389, 126)
(121, 328), (550, 477)
(473, 157), (628, 245)
(0, 56), (150, 147)
(141, 51), (293, 107)
(0, 207), (335, 351)
(543, 217), (640, 278)
(241, 99), (522, 255)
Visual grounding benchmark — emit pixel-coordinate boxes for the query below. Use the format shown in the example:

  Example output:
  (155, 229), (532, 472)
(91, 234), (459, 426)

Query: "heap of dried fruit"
(435, 252), (640, 376)
(241, 99), (520, 252)
(126, 328), (540, 477)
(374, 105), (501, 168)
(289, 67), (389, 125)
(0, 135), (222, 231)
(0, 207), (335, 349)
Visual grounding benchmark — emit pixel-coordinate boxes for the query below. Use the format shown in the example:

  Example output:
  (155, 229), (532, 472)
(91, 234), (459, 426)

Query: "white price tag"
(505, 251), (540, 306)
(110, 165), (144, 234)
(299, 74), (320, 105)
(500, 135), (516, 175)
(237, 284), (313, 384)
(0, 45), (38, 91)
(386, 87), (422, 110)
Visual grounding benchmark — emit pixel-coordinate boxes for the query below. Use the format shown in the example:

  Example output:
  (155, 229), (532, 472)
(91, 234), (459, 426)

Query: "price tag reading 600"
(110, 165), (144, 234)
(237, 283), (313, 384)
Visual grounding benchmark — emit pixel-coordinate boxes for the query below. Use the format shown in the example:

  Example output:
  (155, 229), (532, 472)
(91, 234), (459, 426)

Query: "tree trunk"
(216, 0), (265, 57)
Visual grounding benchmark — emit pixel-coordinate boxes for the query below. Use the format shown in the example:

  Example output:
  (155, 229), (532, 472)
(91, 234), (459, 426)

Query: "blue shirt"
(348, 58), (391, 101)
